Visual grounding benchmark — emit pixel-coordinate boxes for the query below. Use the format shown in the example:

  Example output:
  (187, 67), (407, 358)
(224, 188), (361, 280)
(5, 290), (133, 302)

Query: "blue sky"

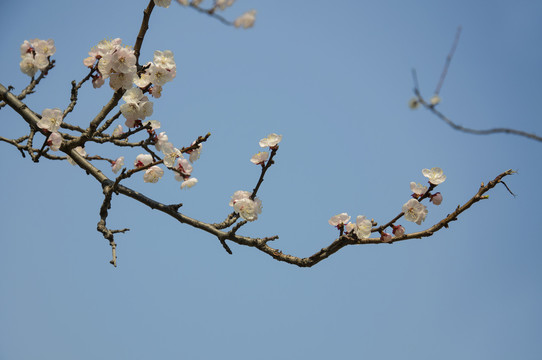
(1, 0), (541, 359)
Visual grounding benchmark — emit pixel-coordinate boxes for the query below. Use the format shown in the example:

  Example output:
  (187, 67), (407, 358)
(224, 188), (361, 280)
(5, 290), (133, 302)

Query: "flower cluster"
(83, 38), (136, 90)
(120, 88), (154, 128)
(249, 133), (282, 166)
(38, 108), (64, 152)
(327, 168), (447, 243)
(19, 39), (55, 77)
(329, 213), (372, 240)
(229, 191), (262, 221)
(133, 154), (164, 183)
(403, 167), (447, 225)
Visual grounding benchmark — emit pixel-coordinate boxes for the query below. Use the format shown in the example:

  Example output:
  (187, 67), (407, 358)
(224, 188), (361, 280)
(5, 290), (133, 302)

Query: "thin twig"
(434, 26), (462, 95)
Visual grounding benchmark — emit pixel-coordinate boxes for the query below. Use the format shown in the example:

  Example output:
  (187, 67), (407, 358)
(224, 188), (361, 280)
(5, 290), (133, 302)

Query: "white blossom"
(150, 85), (163, 98)
(144, 166), (164, 183)
(229, 190), (251, 206)
(38, 108), (63, 133)
(174, 157), (193, 180)
(162, 142), (182, 168)
(144, 120), (161, 130)
(354, 215), (372, 239)
(234, 10), (256, 29)
(110, 46), (137, 74)
(112, 124), (124, 137)
(422, 167), (446, 185)
(430, 95), (441, 105)
(120, 88), (154, 125)
(155, 132), (169, 151)
(47, 132), (63, 151)
(233, 197), (262, 221)
(181, 178), (198, 189)
(402, 199), (428, 225)
(154, 0), (172, 7)
(215, 0), (235, 10)
(250, 151), (268, 165)
(259, 133), (282, 148)
(109, 71), (136, 91)
(328, 213), (351, 227)
(111, 156), (125, 174)
(19, 55), (38, 77)
(410, 182), (427, 196)
(148, 63), (176, 86)
(92, 74), (105, 88)
(187, 142), (202, 163)
(34, 39), (56, 57)
(153, 50), (176, 69)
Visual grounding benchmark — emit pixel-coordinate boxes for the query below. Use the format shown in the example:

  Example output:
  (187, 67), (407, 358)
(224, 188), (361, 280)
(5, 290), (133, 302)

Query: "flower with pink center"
(187, 142), (202, 163)
(229, 190), (251, 206)
(47, 132), (63, 151)
(328, 213), (351, 228)
(232, 197), (262, 221)
(92, 74), (105, 88)
(134, 154), (153, 168)
(174, 157), (193, 180)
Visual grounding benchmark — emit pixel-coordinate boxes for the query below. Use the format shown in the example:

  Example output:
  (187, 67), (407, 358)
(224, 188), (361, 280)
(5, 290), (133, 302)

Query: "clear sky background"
(1, 0), (541, 359)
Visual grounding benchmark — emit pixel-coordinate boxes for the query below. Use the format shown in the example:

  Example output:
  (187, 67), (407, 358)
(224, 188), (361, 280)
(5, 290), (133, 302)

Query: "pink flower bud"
(392, 225), (405, 237)
(380, 232), (393, 243)
(430, 192), (443, 205)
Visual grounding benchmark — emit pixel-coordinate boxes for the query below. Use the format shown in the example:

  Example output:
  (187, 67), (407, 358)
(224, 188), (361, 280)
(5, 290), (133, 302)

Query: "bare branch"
(434, 26), (462, 96)
(412, 28), (542, 143)
(0, 60), (56, 109)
